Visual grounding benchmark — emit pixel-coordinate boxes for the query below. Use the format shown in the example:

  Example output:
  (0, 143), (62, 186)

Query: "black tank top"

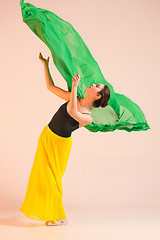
(48, 100), (92, 138)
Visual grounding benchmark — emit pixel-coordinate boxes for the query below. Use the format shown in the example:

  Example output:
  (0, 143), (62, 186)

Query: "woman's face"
(86, 83), (104, 96)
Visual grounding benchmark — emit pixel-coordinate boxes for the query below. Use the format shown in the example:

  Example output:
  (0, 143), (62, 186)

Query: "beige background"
(0, 0), (159, 218)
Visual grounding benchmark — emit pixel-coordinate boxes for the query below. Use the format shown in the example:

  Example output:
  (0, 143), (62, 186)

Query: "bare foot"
(45, 219), (67, 226)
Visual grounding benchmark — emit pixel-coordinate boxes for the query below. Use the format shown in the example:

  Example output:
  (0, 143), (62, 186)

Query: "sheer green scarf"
(20, 0), (150, 133)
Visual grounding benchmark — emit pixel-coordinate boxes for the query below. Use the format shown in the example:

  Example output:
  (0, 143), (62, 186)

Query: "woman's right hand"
(39, 52), (49, 65)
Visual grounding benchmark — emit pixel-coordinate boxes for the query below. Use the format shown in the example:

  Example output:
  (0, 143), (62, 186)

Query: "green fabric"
(20, 0), (150, 133)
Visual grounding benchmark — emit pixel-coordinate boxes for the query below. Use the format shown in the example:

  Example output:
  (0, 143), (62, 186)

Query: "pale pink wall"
(0, 0), (159, 212)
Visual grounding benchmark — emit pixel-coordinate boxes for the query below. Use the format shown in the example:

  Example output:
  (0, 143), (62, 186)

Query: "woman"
(19, 52), (110, 226)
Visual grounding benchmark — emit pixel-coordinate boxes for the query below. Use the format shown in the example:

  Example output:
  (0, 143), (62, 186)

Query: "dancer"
(19, 52), (110, 226)
(19, 0), (150, 226)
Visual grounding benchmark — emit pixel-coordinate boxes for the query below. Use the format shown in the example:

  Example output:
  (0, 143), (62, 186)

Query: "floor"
(0, 207), (160, 240)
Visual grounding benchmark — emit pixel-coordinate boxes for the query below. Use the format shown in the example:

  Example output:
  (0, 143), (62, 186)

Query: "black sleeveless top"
(48, 100), (92, 138)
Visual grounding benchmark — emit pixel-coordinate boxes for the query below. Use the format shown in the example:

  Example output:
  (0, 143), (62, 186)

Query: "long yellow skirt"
(19, 124), (72, 222)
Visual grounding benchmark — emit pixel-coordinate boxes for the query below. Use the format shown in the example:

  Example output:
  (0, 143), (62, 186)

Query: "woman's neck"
(79, 95), (94, 111)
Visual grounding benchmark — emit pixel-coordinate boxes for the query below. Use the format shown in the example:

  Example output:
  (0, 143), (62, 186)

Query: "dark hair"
(93, 85), (110, 108)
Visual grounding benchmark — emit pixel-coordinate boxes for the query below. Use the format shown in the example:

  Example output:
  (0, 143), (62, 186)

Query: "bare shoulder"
(66, 96), (93, 128)
(78, 97), (93, 127)
(66, 96), (92, 114)
(65, 95), (80, 104)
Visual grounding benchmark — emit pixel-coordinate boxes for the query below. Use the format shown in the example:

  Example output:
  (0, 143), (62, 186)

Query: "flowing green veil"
(20, 0), (150, 133)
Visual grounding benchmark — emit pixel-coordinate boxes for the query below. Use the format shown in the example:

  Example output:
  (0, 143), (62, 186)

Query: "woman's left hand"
(39, 52), (49, 65)
(72, 74), (80, 87)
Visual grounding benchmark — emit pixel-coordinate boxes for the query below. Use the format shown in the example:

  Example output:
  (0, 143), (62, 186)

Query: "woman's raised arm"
(39, 52), (71, 101)
(39, 52), (54, 88)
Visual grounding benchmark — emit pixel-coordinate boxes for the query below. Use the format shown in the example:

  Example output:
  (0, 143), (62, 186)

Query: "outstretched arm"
(39, 52), (71, 101)
(39, 52), (54, 88)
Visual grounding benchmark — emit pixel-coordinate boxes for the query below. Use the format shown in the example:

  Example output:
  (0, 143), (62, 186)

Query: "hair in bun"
(93, 85), (110, 108)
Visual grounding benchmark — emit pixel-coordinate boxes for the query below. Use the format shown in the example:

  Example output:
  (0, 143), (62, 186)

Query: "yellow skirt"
(19, 124), (72, 222)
